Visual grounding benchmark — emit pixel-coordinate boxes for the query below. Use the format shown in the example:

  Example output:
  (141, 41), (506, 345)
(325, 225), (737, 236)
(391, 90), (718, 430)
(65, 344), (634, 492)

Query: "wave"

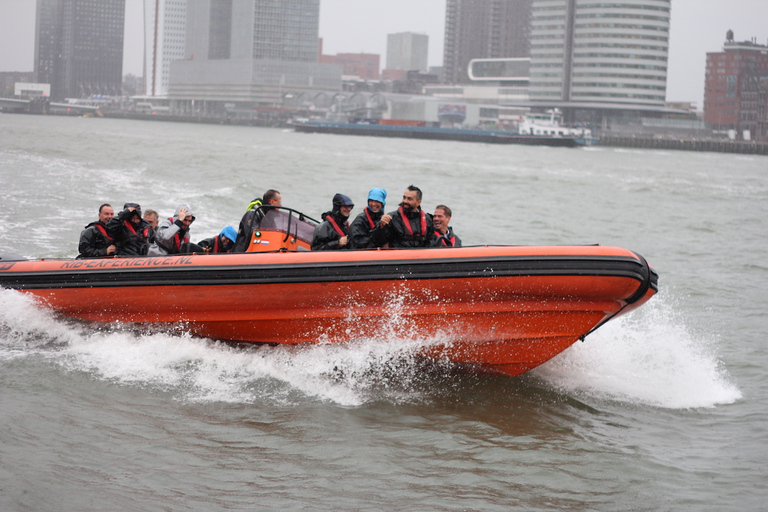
(531, 294), (742, 409)
(0, 288), (740, 409)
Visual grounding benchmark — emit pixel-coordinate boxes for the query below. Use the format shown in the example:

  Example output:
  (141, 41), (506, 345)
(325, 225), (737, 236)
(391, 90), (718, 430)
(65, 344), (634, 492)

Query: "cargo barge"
(291, 119), (583, 147)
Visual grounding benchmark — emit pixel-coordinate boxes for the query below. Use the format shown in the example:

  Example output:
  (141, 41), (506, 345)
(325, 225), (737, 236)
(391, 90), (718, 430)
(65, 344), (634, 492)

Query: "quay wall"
(599, 135), (768, 156)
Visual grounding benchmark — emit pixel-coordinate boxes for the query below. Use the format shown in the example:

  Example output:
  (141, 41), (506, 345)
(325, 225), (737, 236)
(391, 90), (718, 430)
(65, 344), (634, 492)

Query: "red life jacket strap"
(327, 216), (347, 237)
(364, 208), (376, 229)
(399, 206), (426, 236)
(94, 224), (113, 243)
(124, 220), (137, 236)
(167, 218), (188, 252)
(434, 230), (456, 247)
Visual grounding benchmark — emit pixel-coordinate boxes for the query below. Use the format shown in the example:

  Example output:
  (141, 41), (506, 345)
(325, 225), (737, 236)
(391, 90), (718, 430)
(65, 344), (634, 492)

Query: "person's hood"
(219, 226), (237, 243)
(367, 188), (387, 206)
(332, 193), (354, 209)
(173, 204), (195, 222)
(123, 202), (142, 218)
(332, 193), (354, 217)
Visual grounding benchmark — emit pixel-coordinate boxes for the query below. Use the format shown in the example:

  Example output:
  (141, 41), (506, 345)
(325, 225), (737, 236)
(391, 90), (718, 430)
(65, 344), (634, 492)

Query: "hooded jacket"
(77, 220), (115, 258)
(312, 210), (353, 251)
(349, 207), (385, 249)
(198, 226), (237, 253)
(107, 207), (154, 256)
(349, 188), (387, 249)
(148, 204), (194, 256)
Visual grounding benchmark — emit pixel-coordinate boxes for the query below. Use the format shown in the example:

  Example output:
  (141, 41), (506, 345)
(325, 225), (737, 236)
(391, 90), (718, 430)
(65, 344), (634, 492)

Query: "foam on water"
(0, 289), (446, 406)
(0, 288), (741, 409)
(532, 294), (742, 409)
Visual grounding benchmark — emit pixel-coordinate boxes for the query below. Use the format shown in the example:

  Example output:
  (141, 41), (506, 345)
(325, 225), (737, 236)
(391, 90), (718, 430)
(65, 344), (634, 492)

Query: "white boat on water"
(518, 109), (598, 146)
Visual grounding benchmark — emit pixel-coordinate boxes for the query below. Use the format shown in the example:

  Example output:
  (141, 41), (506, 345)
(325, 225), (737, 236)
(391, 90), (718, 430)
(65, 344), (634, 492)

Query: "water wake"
(532, 294), (742, 409)
(0, 289), (740, 408)
(0, 289), (451, 406)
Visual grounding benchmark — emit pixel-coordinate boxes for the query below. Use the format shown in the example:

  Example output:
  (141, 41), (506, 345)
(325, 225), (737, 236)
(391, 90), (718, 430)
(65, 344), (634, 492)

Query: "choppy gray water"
(0, 114), (765, 511)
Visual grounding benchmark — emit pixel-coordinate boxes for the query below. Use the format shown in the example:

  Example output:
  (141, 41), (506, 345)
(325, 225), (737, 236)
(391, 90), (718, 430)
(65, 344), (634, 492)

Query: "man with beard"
(349, 188), (387, 249)
(108, 202), (154, 256)
(312, 193), (355, 251)
(432, 205), (462, 248)
(77, 203), (117, 258)
(373, 185), (436, 249)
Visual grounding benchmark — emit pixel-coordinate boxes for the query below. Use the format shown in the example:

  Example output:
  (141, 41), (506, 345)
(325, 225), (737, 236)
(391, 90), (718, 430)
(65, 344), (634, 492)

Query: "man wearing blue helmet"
(198, 226), (237, 253)
(349, 188), (387, 249)
(312, 193), (355, 250)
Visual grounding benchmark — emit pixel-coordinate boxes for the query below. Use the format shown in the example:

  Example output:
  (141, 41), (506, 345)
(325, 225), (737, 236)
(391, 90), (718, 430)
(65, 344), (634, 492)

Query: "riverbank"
(109, 112), (768, 156)
(599, 135), (768, 156)
(105, 111), (288, 128)
(5, 109), (767, 156)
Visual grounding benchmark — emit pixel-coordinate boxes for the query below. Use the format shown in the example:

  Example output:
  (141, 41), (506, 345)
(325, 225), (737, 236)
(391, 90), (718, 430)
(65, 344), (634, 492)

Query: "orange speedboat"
(0, 208), (657, 377)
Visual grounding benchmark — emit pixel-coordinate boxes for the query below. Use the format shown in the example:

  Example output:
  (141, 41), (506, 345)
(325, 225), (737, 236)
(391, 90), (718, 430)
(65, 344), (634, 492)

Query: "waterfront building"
(144, 0), (187, 97)
(0, 72), (35, 96)
(529, 0), (670, 107)
(704, 31), (768, 139)
(34, 0), (125, 100)
(183, 0), (320, 63)
(443, 0), (532, 84)
(319, 47), (380, 80)
(386, 33), (429, 73)
(170, 0), (340, 117)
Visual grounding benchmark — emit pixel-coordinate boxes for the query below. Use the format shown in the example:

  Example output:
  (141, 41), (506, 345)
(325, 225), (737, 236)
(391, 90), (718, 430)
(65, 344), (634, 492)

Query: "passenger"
(143, 209), (159, 230)
(372, 185), (436, 249)
(432, 205), (462, 248)
(233, 189), (283, 253)
(108, 202), (154, 256)
(349, 188), (387, 249)
(198, 226), (237, 254)
(77, 203), (117, 258)
(148, 204), (196, 256)
(262, 189), (282, 207)
(312, 193), (355, 251)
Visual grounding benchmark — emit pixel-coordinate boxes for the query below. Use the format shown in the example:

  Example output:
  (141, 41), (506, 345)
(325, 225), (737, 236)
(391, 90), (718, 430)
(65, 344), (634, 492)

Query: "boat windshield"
(257, 207), (319, 245)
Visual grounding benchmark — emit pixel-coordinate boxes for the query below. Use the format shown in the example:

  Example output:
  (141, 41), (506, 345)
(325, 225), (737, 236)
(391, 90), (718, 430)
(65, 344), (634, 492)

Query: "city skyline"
(1, 0), (768, 108)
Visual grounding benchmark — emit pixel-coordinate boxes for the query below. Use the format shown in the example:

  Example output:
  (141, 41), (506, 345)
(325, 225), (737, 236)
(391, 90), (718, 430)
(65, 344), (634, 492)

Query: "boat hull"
(292, 121), (581, 148)
(0, 246), (657, 377)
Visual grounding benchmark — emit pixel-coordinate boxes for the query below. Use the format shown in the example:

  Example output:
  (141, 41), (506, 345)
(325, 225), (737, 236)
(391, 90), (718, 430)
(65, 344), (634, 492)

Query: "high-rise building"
(704, 31), (768, 137)
(144, 0), (187, 97)
(34, 0), (125, 100)
(528, 0), (670, 107)
(443, 0), (532, 84)
(386, 33), (429, 73)
(184, 0), (320, 64)
(170, 0), (339, 109)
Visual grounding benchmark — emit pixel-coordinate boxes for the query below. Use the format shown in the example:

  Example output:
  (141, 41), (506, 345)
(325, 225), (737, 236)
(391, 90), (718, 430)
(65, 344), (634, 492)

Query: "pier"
(599, 135), (768, 156)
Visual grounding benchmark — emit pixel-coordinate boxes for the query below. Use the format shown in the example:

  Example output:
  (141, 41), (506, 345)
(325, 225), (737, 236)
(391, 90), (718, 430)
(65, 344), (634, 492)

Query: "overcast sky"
(2, 0), (768, 108)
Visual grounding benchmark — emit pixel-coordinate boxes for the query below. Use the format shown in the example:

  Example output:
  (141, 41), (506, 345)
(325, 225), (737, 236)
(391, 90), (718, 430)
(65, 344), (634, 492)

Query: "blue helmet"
(367, 188), (387, 206)
(220, 226), (237, 243)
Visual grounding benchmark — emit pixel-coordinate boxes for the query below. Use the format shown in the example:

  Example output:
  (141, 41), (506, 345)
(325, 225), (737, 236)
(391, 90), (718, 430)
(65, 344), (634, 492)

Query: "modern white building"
(529, 0), (670, 107)
(386, 32), (429, 72)
(143, 0), (187, 97)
